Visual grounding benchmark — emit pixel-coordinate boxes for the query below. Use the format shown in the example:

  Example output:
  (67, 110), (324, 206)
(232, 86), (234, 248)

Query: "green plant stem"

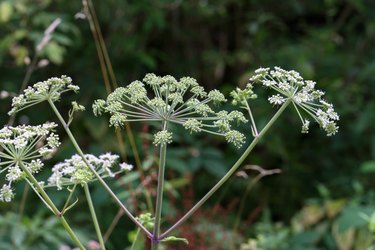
(103, 208), (124, 242)
(18, 162), (86, 250)
(151, 121), (168, 250)
(244, 99), (258, 136)
(61, 184), (77, 214)
(18, 184), (29, 218)
(48, 99), (153, 239)
(13, 184), (30, 249)
(160, 99), (291, 239)
(130, 228), (141, 250)
(83, 183), (106, 250)
(83, 0), (153, 215)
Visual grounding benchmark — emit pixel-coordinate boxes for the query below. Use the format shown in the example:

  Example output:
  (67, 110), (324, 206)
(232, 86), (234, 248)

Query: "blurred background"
(0, 0), (375, 249)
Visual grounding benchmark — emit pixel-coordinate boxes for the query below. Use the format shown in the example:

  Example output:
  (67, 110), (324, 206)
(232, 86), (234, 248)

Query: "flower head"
(230, 83), (257, 106)
(0, 122), (59, 202)
(93, 74), (248, 148)
(249, 67), (339, 136)
(8, 76), (79, 115)
(153, 130), (173, 146)
(47, 153), (132, 190)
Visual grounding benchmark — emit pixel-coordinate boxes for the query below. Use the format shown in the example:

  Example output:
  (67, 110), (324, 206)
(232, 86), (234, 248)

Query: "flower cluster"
(230, 83), (257, 106)
(249, 67), (339, 136)
(8, 76), (79, 115)
(48, 153), (133, 190)
(0, 122), (60, 202)
(93, 74), (248, 147)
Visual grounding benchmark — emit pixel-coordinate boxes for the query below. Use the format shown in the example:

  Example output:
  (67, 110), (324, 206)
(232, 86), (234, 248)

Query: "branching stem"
(48, 99), (152, 239)
(160, 99), (291, 239)
(151, 120), (168, 250)
(18, 162), (86, 250)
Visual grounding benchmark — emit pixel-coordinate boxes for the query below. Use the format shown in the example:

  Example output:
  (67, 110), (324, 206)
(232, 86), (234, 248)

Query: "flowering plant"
(0, 66), (338, 250)
(92, 73), (248, 147)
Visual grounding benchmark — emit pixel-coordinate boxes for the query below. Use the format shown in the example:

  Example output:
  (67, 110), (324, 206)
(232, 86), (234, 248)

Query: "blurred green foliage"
(0, 0), (375, 249)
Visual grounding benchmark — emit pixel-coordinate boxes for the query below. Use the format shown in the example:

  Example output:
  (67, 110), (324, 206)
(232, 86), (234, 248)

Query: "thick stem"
(48, 100), (152, 239)
(18, 162), (86, 250)
(151, 121), (168, 250)
(160, 99), (291, 239)
(83, 183), (106, 250)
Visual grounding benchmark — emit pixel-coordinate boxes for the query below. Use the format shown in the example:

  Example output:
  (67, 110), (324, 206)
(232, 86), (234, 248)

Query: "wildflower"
(0, 184), (14, 202)
(225, 130), (246, 148)
(8, 76), (79, 115)
(71, 101), (85, 112)
(0, 122), (59, 202)
(249, 67), (339, 136)
(153, 131), (173, 146)
(230, 84), (257, 106)
(268, 94), (286, 105)
(93, 74), (248, 148)
(119, 162), (134, 171)
(48, 153), (132, 190)
(183, 119), (203, 133)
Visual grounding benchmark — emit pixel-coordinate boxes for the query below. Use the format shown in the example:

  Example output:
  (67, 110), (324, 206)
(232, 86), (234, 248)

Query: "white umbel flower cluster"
(93, 74), (248, 148)
(8, 75), (79, 115)
(48, 153), (133, 190)
(249, 67), (339, 136)
(0, 122), (59, 202)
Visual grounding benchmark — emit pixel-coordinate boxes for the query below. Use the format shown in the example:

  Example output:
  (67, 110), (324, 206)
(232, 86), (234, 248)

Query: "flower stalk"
(48, 99), (153, 239)
(159, 99), (291, 239)
(4, 68), (339, 249)
(18, 161), (86, 250)
(152, 121), (168, 250)
(83, 183), (106, 250)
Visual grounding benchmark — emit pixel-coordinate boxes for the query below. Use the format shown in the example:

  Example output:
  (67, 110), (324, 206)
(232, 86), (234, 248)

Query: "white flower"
(225, 130), (246, 148)
(48, 153), (131, 189)
(8, 76), (79, 115)
(28, 159), (44, 174)
(301, 119), (310, 134)
(0, 185), (14, 202)
(93, 74), (248, 147)
(6, 165), (23, 182)
(0, 122), (60, 202)
(250, 66), (339, 136)
(183, 119), (203, 133)
(153, 131), (173, 146)
(268, 94), (286, 105)
(120, 163), (133, 171)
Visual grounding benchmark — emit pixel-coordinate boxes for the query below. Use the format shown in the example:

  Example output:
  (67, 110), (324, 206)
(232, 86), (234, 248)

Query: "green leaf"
(14, 46), (28, 65)
(160, 236), (189, 245)
(360, 161), (375, 173)
(43, 41), (65, 64)
(0, 1), (13, 23)
(336, 205), (372, 233)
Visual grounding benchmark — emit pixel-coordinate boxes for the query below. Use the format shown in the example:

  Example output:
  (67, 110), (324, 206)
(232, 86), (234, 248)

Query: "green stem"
(48, 100), (152, 238)
(160, 99), (291, 239)
(151, 121), (168, 250)
(130, 228), (141, 250)
(244, 98), (258, 136)
(61, 184), (77, 214)
(83, 183), (106, 250)
(18, 162), (86, 249)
